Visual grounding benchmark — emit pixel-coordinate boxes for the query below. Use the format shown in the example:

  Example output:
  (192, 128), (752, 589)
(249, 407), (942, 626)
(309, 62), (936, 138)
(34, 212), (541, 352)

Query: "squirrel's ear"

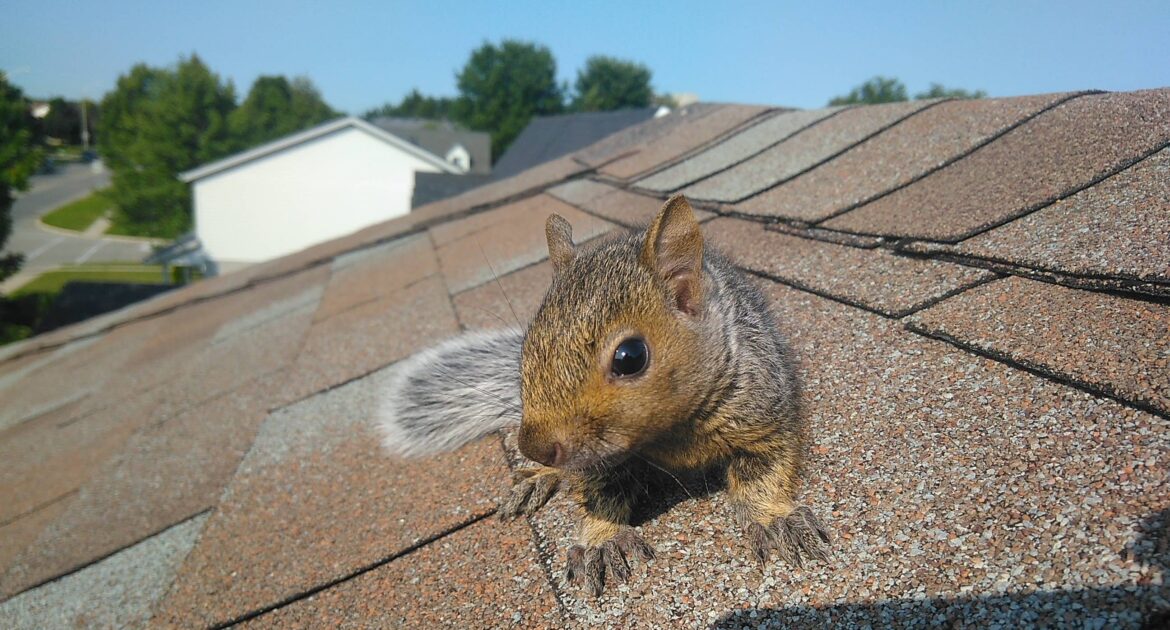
(545, 213), (576, 274)
(641, 194), (704, 316)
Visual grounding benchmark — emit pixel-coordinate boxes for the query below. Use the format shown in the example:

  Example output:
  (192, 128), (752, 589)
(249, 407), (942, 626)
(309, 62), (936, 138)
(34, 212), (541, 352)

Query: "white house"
(179, 117), (461, 272)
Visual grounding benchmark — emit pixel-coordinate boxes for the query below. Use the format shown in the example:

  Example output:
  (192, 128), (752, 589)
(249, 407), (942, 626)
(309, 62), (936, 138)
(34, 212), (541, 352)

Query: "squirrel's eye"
(611, 338), (648, 377)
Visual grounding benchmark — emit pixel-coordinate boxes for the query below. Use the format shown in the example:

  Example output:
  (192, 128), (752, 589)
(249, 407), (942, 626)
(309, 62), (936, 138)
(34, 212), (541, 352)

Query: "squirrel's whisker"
(475, 237), (523, 330)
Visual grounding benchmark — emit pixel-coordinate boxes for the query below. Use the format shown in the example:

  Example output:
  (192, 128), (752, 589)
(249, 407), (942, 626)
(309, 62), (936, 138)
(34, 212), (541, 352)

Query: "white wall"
(193, 126), (442, 265)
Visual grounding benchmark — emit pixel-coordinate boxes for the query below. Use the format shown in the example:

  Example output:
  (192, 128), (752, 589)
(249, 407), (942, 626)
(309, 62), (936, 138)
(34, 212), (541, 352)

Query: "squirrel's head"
(518, 195), (714, 472)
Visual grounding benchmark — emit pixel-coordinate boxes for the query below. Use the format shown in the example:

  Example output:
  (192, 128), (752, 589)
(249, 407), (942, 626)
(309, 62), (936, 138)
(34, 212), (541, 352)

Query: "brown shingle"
(434, 194), (615, 294)
(705, 217), (994, 316)
(0, 398), (115, 527)
(0, 381), (269, 598)
(153, 368), (512, 628)
(952, 146), (1170, 288)
(907, 276), (1169, 416)
(453, 261), (552, 331)
(280, 274), (458, 405)
(0, 496), (73, 584)
(548, 180), (714, 228)
(738, 92), (1079, 221)
(576, 103), (725, 166)
(683, 99), (939, 202)
(635, 107), (846, 192)
(599, 105), (772, 179)
(314, 234), (438, 322)
(237, 518), (563, 629)
(823, 89), (1170, 240)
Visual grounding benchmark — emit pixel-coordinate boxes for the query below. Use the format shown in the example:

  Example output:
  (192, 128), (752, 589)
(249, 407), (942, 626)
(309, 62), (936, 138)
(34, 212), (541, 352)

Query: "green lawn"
(41, 189), (113, 232)
(10, 264), (168, 297)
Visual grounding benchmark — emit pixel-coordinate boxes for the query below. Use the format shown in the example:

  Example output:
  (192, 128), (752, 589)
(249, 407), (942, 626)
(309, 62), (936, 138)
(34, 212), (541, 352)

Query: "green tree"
(453, 40), (564, 159)
(0, 72), (43, 285)
(571, 56), (654, 112)
(100, 55), (236, 237)
(41, 97), (81, 144)
(364, 89), (456, 121)
(914, 83), (987, 100)
(229, 75), (337, 150)
(828, 76), (909, 106)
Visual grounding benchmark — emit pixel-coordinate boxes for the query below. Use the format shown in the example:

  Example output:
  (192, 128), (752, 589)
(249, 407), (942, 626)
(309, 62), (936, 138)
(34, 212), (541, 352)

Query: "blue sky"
(3, 0), (1169, 113)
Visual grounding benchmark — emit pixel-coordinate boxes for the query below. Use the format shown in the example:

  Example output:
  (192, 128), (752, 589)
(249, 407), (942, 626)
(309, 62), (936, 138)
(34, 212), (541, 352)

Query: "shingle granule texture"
(239, 518), (564, 629)
(635, 107), (846, 192)
(453, 261), (552, 331)
(152, 367), (513, 629)
(280, 274), (458, 403)
(704, 217), (994, 316)
(577, 103), (724, 166)
(737, 92), (1079, 221)
(0, 380), (272, 598)
(953, 146), (1170, 287)
(907, 276), (1170, 417)
(520, 280), (1169, 627)
(433, 194), (615, 294)
(682, 99), (939, 202)
(600, 105), (772, 180)
(0, 515), (206, 630)
(548, 179), (715, 228)
(823, 88), (1170, 240)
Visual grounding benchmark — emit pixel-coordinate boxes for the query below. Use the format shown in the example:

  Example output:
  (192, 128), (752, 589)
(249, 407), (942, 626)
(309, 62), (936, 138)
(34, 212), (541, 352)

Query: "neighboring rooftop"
(1, 89), (1168, 628)
(370, 117), (492, 175)
(407, 107), (663, 208)
(491, 107), (662, 178)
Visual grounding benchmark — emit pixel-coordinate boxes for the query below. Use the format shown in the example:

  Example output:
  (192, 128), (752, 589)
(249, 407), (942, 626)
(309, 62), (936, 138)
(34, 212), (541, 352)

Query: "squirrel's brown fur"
(506, 194), (829, 595)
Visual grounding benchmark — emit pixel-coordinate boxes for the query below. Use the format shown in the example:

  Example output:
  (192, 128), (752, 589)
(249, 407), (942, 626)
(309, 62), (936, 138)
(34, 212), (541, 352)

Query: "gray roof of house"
(491, 108), (659, 178)
(370, 118), (492, 175)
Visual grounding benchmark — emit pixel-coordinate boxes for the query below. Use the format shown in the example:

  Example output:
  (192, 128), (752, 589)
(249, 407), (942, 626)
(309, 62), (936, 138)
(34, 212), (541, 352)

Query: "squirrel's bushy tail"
(376, 328), (523, 456)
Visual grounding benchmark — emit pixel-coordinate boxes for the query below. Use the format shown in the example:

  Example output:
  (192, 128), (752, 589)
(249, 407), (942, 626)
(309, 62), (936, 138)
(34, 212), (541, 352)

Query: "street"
(2, 163), (156, 292)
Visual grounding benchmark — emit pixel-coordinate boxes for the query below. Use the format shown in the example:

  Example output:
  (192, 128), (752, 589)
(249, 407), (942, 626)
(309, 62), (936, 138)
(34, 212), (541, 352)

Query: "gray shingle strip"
(599, 105), (775, 180)
(946, 145), (1170, 289)
(575, 103), (725, 167)
(634, 107), (848, 192)
(682, 99), (942, 203)
(821, 88), (1170, 241)
(0, 514), (207, 630)
(906, 276), (1170, 419)
(737, 91), (1085, 222)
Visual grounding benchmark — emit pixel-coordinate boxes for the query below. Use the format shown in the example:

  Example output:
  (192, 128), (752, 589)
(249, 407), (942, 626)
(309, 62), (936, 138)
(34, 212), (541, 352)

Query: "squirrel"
(377, 194), (830, 596)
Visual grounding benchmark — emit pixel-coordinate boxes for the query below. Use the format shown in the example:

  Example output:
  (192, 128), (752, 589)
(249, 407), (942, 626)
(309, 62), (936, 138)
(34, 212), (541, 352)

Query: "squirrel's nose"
(520, 429), (568, 467)
(531, 441), (567, 468)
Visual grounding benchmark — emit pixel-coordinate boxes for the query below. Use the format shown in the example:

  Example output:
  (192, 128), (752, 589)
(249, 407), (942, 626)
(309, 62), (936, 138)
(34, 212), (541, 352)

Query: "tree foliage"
(229, 75), (337, 150)
(829, 76), (909, 106)
(1, 71), (44, 284)
(363, 89), (455, 121)
(453, 40), (565, 159)
(914, 83), (988, 100)
(99, 55), (235, 237)
(830, 76), (987, 105)
(571, 56), (653, 112)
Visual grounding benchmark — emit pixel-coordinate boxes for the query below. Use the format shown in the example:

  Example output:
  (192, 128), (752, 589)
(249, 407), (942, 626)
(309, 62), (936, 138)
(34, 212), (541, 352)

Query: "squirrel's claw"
(748, 505), (831, 570)
(565, 527), (654, 596)
(499, 467), (560, 520)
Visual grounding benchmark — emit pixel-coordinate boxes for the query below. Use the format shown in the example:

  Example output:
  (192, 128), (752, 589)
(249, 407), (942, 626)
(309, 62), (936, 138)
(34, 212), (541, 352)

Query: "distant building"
(411, 108), (662, 208)
(179, 117), (484, 273)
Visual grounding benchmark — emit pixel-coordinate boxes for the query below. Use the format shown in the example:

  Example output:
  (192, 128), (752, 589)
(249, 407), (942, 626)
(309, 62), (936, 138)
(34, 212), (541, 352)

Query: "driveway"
(2, 162), (157, 292)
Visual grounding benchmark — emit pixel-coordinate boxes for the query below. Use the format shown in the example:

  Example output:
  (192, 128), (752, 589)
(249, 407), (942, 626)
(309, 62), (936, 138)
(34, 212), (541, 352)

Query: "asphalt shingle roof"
(1, 89), (1168, 628)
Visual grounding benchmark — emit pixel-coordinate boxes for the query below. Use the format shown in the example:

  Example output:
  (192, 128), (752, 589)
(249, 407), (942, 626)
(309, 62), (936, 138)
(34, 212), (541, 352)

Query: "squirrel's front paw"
(499, 467), (560, 520)
(746, 505), (831, 569)
(565, 526), (655, 596)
